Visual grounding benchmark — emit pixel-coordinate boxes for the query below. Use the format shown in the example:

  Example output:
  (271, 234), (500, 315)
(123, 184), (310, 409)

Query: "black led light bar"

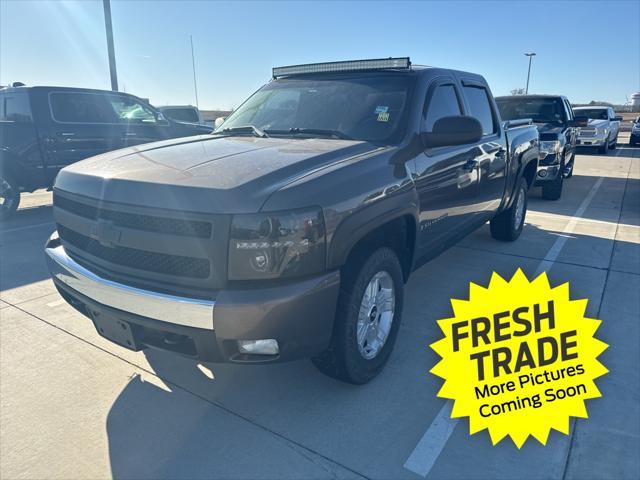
(272, 57), (411, 78)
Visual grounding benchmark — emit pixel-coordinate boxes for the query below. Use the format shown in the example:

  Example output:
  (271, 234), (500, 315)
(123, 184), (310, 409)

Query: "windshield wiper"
(265, 127), (353, 140)
(215, 125), (268, 138)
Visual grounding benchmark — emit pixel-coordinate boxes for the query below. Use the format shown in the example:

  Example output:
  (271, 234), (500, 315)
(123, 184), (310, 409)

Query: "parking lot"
(1, 135), (638, 479)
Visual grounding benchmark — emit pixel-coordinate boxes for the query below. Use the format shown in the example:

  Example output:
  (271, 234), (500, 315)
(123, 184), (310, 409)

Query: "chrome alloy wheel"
(356, 270), (396, 360)
(514, 185), (525, 229)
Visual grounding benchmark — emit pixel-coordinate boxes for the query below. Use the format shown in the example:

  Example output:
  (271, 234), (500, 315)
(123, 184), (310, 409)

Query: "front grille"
(53, 189), (229, 296)
(579, 129), (597, 137)
(58, 226), (210, 278)
(54, 195), (212, 238)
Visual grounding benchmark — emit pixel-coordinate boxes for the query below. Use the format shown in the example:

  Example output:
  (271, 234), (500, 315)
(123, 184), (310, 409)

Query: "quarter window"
(423, 84), (462, 132)
(1, 94), (32, 122)
(463, 86), (496, 135)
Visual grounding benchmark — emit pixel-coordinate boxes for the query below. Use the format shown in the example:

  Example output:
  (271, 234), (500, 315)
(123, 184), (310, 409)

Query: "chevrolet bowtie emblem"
(89, 220), (121, 248)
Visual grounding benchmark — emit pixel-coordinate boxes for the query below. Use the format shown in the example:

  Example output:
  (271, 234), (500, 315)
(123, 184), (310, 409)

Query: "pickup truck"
(631, 116), (640, 146)
(0, 86), (212, 219)
(572, 106), (622, 153)
(496, 94), (583, 201)
(45, 58), (539, 384)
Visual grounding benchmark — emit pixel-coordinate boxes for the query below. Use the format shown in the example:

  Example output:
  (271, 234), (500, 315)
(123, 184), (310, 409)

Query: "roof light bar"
(272, 57), (411, 78)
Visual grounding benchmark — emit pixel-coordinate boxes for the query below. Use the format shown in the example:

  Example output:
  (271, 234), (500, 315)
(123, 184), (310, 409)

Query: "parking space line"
(0, 221), (54, 234)
(403, 173), (608, 477)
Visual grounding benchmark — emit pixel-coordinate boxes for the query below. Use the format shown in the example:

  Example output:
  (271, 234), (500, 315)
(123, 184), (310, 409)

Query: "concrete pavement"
(1, 139), (638, 479)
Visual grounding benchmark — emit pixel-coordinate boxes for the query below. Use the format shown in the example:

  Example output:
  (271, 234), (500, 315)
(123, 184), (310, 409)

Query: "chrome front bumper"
(577, 134), (607, 146)
(45, 233), (215, 330)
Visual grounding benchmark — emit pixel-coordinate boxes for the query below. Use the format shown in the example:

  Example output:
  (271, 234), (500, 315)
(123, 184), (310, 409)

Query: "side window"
(463, 86), (496, 135)
(563, 100), (573, 122)
(423, 84), (462, 132)
(2, 94), (32, 123)
(109, 96), (157, 124)
(50, 92), (118, 123)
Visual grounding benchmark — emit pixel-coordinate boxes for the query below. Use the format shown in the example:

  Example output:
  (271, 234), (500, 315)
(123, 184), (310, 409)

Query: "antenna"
(190, 35), (199, 109)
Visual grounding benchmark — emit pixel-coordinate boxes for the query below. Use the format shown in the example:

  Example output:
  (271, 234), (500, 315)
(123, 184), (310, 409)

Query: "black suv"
(0, 86), (212, 218)
(496, 95), (584, 200)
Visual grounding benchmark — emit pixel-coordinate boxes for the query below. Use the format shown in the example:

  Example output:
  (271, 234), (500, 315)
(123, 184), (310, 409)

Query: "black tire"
(312, 247), (404, 384)
(610, 135), (617, 150)
(0, 174), (20, 221)
(564, 152), (575, 179)
(598, 137), (609, 155)
(490, 177), (528, 242)
(541, 165), (564, 201)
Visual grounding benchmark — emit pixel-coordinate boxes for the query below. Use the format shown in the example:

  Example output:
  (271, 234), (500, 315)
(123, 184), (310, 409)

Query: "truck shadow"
(104, 221), (639, 479)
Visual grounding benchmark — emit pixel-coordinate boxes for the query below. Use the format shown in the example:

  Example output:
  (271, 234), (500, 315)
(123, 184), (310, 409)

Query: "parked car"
(0, 86), (212, 219)
(630, 116), (640, 146)
(45, 58), (539, 384)
(158, 105), (205, 125)
(496, 95), (583, 200)
(572, 106), (621, 154)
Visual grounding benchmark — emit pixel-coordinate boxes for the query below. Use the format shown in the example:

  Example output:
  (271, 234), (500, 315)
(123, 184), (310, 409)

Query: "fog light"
(238, 339), (279, 355)
(538, 169), (548, 178)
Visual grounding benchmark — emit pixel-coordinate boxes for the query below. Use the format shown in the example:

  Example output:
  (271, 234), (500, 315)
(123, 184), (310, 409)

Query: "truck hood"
(583, 119), (609, 128)
(55, 135), (385, 214)
(534, 122), (564, 140)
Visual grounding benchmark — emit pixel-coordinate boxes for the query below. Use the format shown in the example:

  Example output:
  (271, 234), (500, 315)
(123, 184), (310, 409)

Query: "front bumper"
(576, 134), (607, 146)
(534, 164), (560, 186)
(45, 233), (341, 363)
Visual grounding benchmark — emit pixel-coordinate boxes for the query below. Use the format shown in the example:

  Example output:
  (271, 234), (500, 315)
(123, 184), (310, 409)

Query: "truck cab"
(0, 86), (212, 219)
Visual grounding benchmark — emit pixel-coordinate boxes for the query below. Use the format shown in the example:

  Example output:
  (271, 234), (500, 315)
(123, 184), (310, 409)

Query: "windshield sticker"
(374, 105), (389, 114)
(377, 111), (390, 122)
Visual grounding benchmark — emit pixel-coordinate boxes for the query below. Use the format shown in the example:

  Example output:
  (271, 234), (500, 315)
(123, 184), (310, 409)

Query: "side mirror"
(613, 116), (623, 122)
(421, 116), (483, 149)
(570, 118), (588, 128)
(214, 117), (226, 129)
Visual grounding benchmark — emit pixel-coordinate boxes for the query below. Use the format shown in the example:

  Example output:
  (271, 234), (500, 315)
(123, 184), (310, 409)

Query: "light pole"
(525, 52), (536, 94)
(103, 0), (118, 91)
(190, 35), (199, 109)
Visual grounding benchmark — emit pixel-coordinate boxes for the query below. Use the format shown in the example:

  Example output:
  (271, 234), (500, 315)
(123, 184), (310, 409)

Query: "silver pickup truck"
(573, 106), (622, 154)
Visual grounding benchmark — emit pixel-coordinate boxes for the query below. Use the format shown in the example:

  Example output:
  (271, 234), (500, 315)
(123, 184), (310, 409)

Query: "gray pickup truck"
(46, 58), (539, 384)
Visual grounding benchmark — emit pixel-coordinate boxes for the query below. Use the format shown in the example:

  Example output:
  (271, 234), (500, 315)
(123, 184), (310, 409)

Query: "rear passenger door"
(460, 80), (507, 214)
(45, 91), (124, 183)
(413, 78), (483, 254)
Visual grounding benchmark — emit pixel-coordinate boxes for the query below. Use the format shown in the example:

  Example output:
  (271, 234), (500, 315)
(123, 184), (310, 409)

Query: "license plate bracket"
(92, 312), (142, 351)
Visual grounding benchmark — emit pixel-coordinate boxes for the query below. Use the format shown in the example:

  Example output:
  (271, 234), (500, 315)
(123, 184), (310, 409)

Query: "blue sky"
(1, 1), (639, 109)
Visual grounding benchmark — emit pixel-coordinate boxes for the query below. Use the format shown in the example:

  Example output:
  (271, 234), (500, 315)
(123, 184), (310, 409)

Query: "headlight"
(596, 127), (608, 135)
(228, 207), (326, 280)
(540, 140), (561, 154)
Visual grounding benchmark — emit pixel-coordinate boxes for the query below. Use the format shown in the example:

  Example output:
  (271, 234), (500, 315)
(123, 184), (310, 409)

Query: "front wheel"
(312, 247), (404, 384)
(610, 134), (617, 150)
(598, 138), (609, 155)
(490, 177), (528, 241)
(0, 175), (20, 220)
(542, 160), (564, 201)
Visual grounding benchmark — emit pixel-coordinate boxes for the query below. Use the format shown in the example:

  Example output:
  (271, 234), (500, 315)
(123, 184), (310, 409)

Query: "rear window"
(573, 108), (609, 120)
(0, 93), (32, 122)
(463, 86), (496, 135)
(162, 107), (199, 123)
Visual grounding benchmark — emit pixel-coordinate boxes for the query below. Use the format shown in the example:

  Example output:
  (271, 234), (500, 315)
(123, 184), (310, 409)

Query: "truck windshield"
(218, 75), (414, 144)
(496, 97), (565, 124)
(573, 109), (609, 120)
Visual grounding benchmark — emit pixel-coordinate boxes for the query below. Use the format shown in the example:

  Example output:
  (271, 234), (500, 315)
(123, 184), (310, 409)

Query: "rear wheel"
(312, 247), (404, 384)
(0, 175), (20, 220)
(490, 177), (528, 241)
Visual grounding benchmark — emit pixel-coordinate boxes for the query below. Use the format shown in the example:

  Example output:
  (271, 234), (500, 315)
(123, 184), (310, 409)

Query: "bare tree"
(510, 88), (526, 96)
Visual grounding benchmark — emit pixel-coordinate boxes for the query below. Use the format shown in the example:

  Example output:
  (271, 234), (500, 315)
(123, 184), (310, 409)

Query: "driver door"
(412, 79), (483, 257)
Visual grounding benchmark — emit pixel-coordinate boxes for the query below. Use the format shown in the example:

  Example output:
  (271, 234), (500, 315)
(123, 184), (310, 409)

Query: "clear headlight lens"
(596, 127), (608, 135)
(228, 207), (326, 280)
(540, 140), (561, 154)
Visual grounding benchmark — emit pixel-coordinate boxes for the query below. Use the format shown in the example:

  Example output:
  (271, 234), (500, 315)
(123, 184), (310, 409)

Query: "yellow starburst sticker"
(430, 269), (608, 448)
